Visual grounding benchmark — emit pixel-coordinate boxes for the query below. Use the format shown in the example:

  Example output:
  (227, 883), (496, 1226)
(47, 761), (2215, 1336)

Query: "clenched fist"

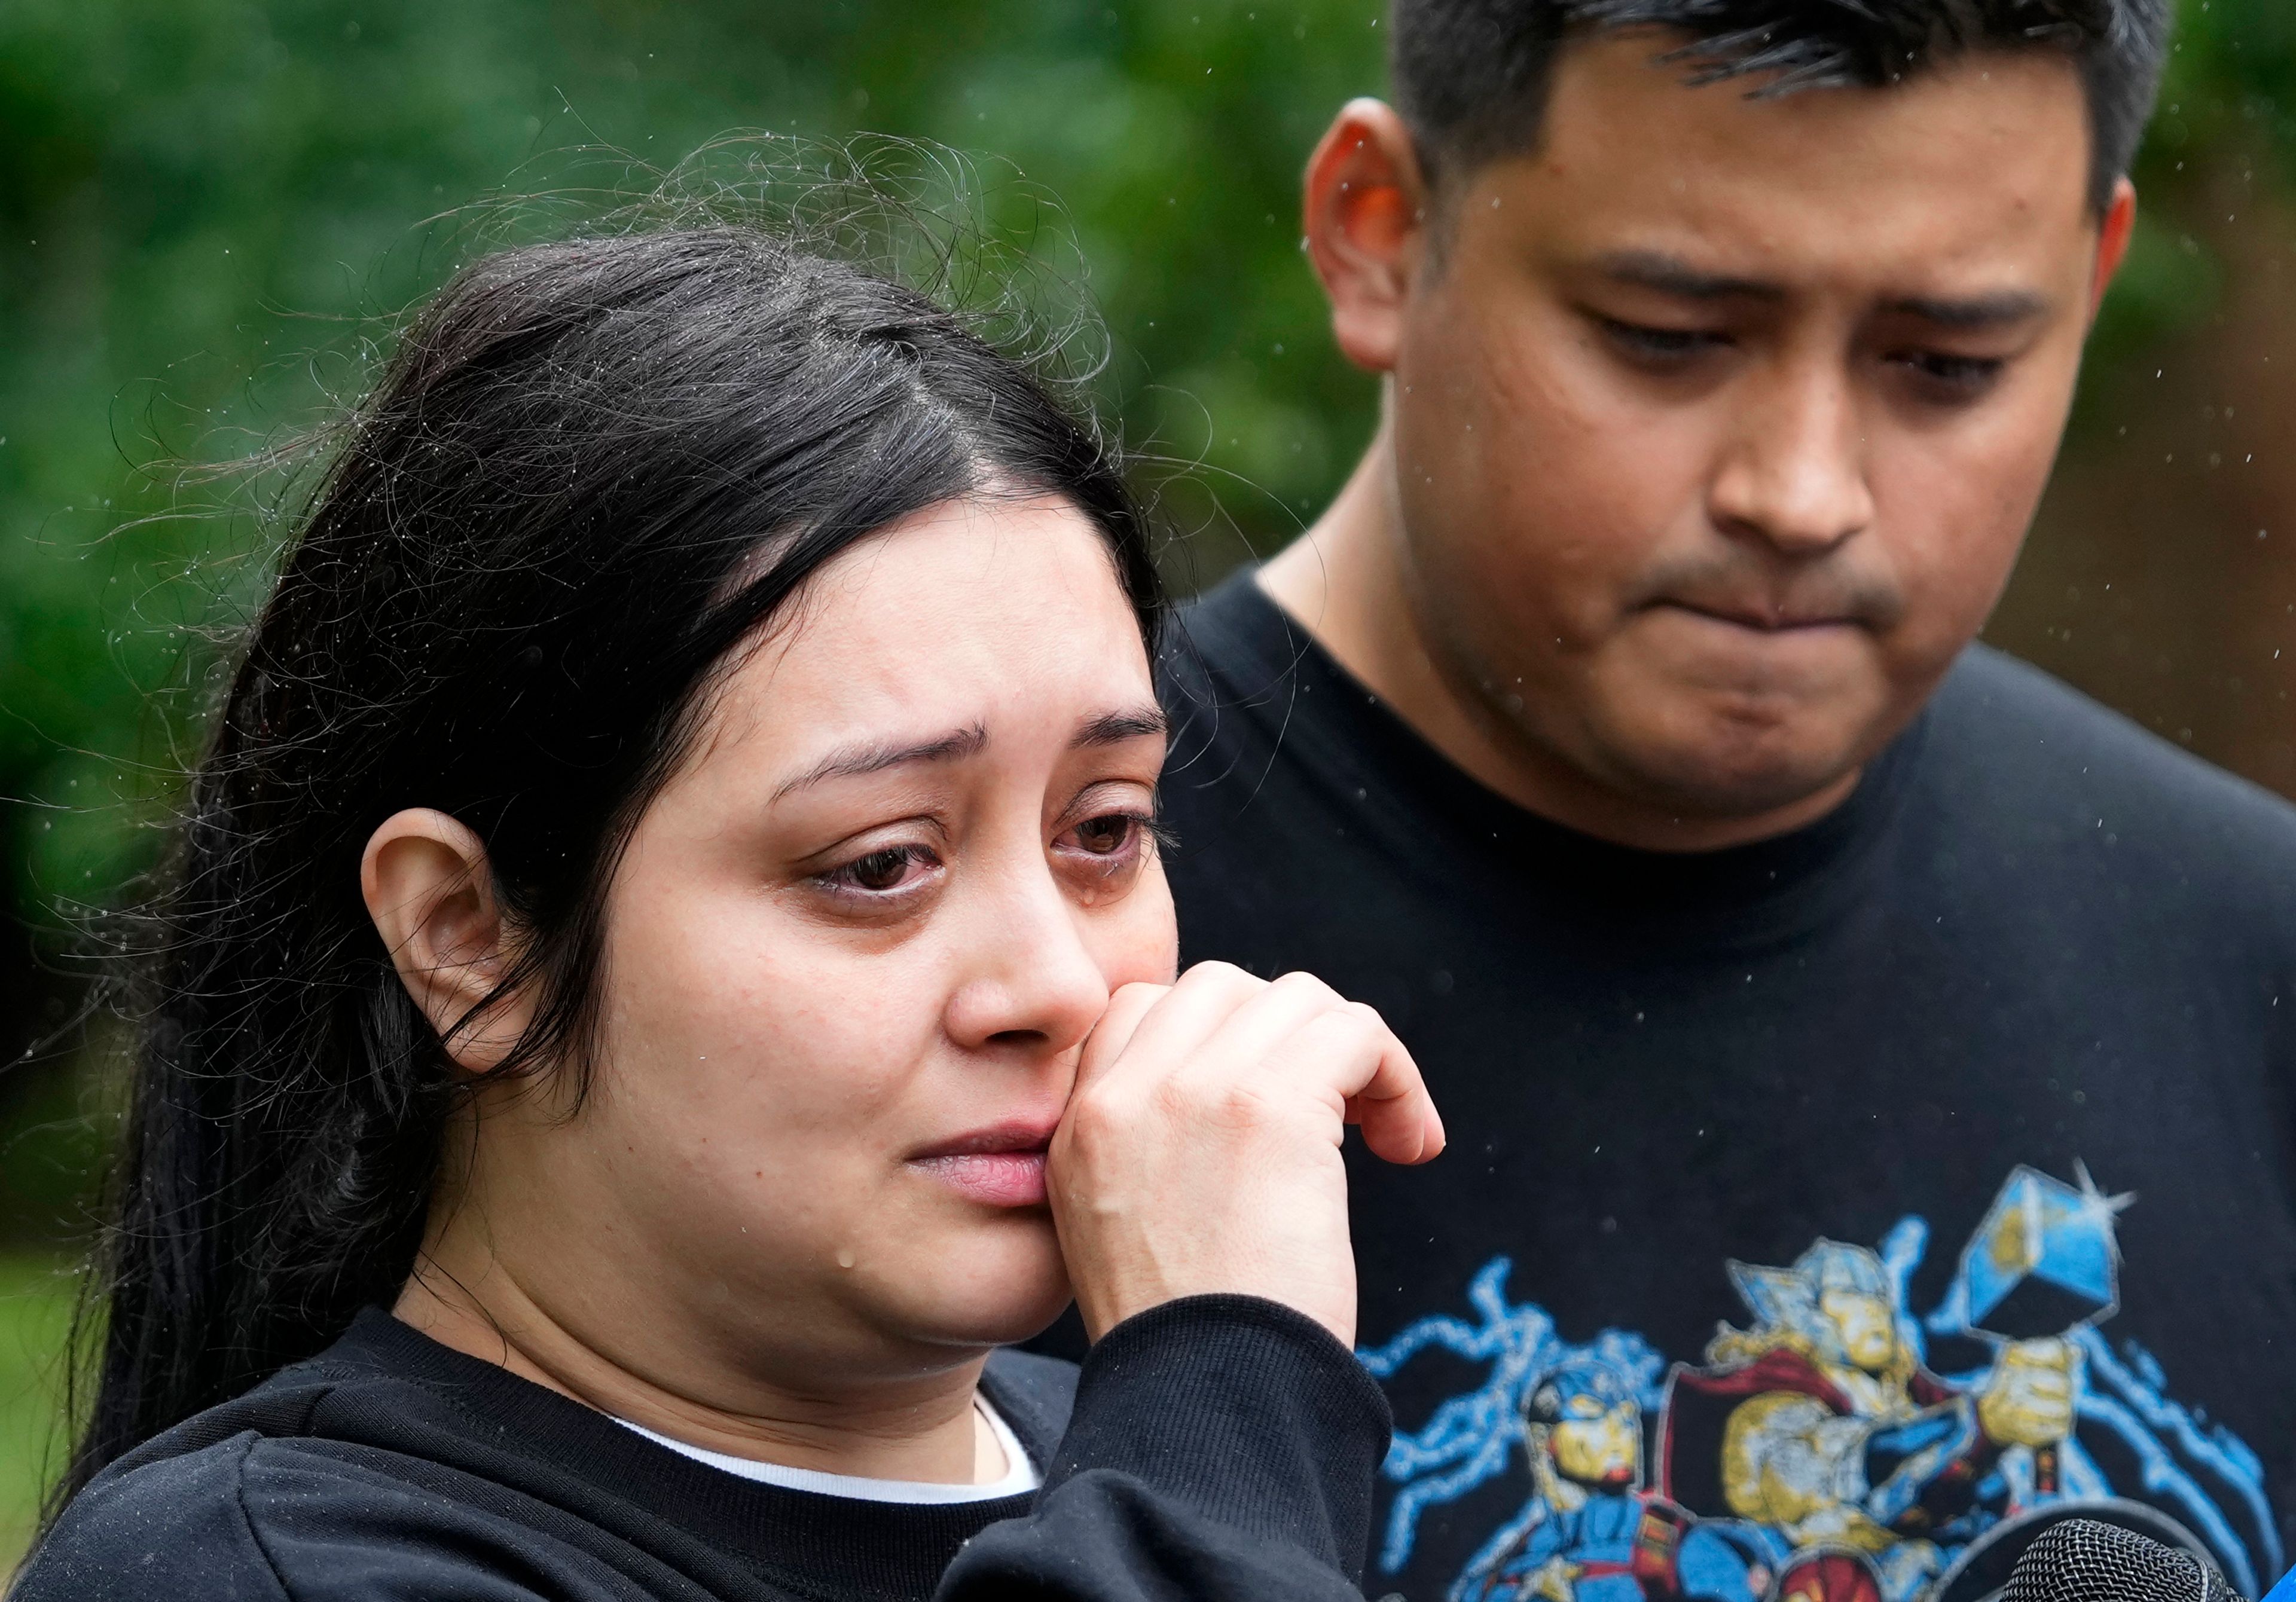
(1977, 1337), (2077, 1449)
(1047, 962), (1446, 1347)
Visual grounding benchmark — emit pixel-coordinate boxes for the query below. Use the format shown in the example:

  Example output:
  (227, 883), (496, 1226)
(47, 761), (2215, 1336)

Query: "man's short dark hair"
(1390, 0), (2173, 213)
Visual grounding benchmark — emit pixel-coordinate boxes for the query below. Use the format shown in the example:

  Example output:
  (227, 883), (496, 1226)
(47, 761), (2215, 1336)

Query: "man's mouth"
(1657, 597), (1864, 633)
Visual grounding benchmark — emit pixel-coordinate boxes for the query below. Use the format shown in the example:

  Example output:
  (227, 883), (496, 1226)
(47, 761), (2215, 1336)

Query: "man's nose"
(1706, 359), (1876, 557)
(942, 864), (1112, 1058)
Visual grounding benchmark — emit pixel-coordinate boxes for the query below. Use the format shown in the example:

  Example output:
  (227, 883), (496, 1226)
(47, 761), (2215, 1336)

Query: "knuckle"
(1272, 970), (1341, 1007)
(1153, 1069), (1270, 1131)
(1210, 1077), (1278, 1129)
(1067, 1086), (1136, 1145)
(1187, 959), (1255, 990)
(1311, 1007), (1382, 1056)
(1146, 1073), (1204, 1124)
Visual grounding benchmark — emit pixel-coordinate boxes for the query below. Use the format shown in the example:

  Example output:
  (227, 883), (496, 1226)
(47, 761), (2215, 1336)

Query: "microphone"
(2004, 1518), (2246, 1602)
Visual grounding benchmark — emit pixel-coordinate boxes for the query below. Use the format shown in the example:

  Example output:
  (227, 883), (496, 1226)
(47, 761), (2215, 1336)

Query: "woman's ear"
(361, 808), (532, 1074)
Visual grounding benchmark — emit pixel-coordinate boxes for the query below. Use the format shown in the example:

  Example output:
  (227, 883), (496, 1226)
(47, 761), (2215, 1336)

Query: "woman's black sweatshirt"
(12, 1296), (1391, 1601)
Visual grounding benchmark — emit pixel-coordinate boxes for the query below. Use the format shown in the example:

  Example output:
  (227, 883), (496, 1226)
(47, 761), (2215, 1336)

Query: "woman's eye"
(1055, 811), (1157, 894)
(1070, 814), (1137, 855)
(820, 844), (936, 895)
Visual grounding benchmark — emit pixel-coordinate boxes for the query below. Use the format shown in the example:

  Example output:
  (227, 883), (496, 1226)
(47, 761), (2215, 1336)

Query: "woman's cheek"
(1100, 860), (1180, 987)
(694, 942), (945, 1177)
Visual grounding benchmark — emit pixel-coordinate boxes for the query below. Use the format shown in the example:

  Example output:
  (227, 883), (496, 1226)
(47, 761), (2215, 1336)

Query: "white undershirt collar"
(613, 1395), (1040, 1505)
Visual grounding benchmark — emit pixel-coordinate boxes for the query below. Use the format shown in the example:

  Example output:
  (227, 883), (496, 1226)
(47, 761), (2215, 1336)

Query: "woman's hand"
(1046, 962), (1445, 1348)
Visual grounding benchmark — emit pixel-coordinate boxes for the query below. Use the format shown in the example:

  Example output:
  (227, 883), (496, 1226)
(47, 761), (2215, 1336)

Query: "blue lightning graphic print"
(1358, 1166), (2277, 1602)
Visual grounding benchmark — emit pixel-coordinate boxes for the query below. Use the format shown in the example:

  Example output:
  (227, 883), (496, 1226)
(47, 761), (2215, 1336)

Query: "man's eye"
(1600, 318), (1727, 363)
(1894, 350), (2006, 398)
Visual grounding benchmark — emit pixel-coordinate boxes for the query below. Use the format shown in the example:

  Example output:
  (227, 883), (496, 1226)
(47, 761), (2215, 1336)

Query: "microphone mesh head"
(2003, 1518), (2235, 1602)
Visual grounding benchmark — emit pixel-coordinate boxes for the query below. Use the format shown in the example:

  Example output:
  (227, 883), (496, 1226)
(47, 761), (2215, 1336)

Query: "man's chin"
(1602, 729), (1873, 827)
(1573, 672), (1910, 820)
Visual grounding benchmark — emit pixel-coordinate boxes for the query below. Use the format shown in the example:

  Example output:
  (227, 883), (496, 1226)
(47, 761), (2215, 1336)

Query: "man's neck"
(393, 1236), (1005, 1486)
(1257, 435), (1858, 854)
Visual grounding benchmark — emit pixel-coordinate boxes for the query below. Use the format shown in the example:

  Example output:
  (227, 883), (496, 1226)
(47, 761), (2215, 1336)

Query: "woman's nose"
(941, 866), (1112, 1057)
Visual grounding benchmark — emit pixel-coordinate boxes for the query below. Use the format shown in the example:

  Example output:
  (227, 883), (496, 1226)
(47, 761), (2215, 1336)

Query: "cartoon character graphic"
(1454, 1355), (1772, 1602)
(1362, 1164), (2280, 1602)
(1657, 1239), (2074, 1602)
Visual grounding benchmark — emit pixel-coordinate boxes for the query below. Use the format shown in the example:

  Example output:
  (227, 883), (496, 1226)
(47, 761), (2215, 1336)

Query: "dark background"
(2, 0), (2294, 1557)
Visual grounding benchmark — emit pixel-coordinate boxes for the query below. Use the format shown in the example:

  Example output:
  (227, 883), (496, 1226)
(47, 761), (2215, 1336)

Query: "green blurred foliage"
(2087, 7), (2277, 376)
(0, 0), (1400, 1240)
(0, 0), (2289, 1563)
(0, 1), (2285, 1204)
(0, 1257), (72, 1567)
(0, 0), (1392, 950)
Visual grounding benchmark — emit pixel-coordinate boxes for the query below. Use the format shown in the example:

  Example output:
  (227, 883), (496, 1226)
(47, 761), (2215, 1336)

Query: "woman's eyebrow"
(1076, 706), (1167, 747)
(771, 721), (990, 800)
(772, 708), (1162, 800)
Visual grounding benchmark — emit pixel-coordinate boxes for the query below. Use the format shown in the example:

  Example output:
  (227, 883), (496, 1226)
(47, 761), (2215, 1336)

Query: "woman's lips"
(908, 1120), (1057, 1208)
(912, 1149), (1049, 1206)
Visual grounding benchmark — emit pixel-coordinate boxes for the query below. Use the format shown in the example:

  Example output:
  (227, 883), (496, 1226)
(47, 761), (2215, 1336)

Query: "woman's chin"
(892, 1227), (1071, 1349)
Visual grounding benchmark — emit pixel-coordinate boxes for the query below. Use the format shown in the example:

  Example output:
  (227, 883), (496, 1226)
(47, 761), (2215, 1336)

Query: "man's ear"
(361, 808), (531, 1074)
(2089, 176), (2138, 323)
(1303, 97), (1430, 374)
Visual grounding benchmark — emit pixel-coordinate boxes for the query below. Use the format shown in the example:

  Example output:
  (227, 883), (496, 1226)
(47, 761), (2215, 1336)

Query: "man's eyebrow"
(771, 722), (990, 801)
(1596, 252), (2052, 328)
(1596, 250), (1785, 302)
(1883, 290), (2052, 328)
(1076, 705), (1168, 747)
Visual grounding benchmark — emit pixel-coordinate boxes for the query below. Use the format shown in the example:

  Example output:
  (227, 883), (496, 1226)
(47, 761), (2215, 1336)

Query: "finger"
(1259, 999), (1443, 1164)
(1083, 961), (1266, 1089)
(1073, 981), (1171, 1095)
(1166, 970), (1354, 1089)
(1333, 1007), (1445, 1165)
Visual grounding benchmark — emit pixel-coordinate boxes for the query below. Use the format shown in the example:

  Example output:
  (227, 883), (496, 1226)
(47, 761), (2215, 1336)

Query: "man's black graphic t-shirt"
(1156, 571), (2296, 1602)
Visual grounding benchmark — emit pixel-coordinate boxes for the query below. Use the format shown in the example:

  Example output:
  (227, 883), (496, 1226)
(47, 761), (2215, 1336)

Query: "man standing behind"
(1155, 3), (2296, 1598)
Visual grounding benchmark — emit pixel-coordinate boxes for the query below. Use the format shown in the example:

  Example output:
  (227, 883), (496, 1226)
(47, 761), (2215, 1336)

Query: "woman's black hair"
(56, 219), (1161, 1510)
